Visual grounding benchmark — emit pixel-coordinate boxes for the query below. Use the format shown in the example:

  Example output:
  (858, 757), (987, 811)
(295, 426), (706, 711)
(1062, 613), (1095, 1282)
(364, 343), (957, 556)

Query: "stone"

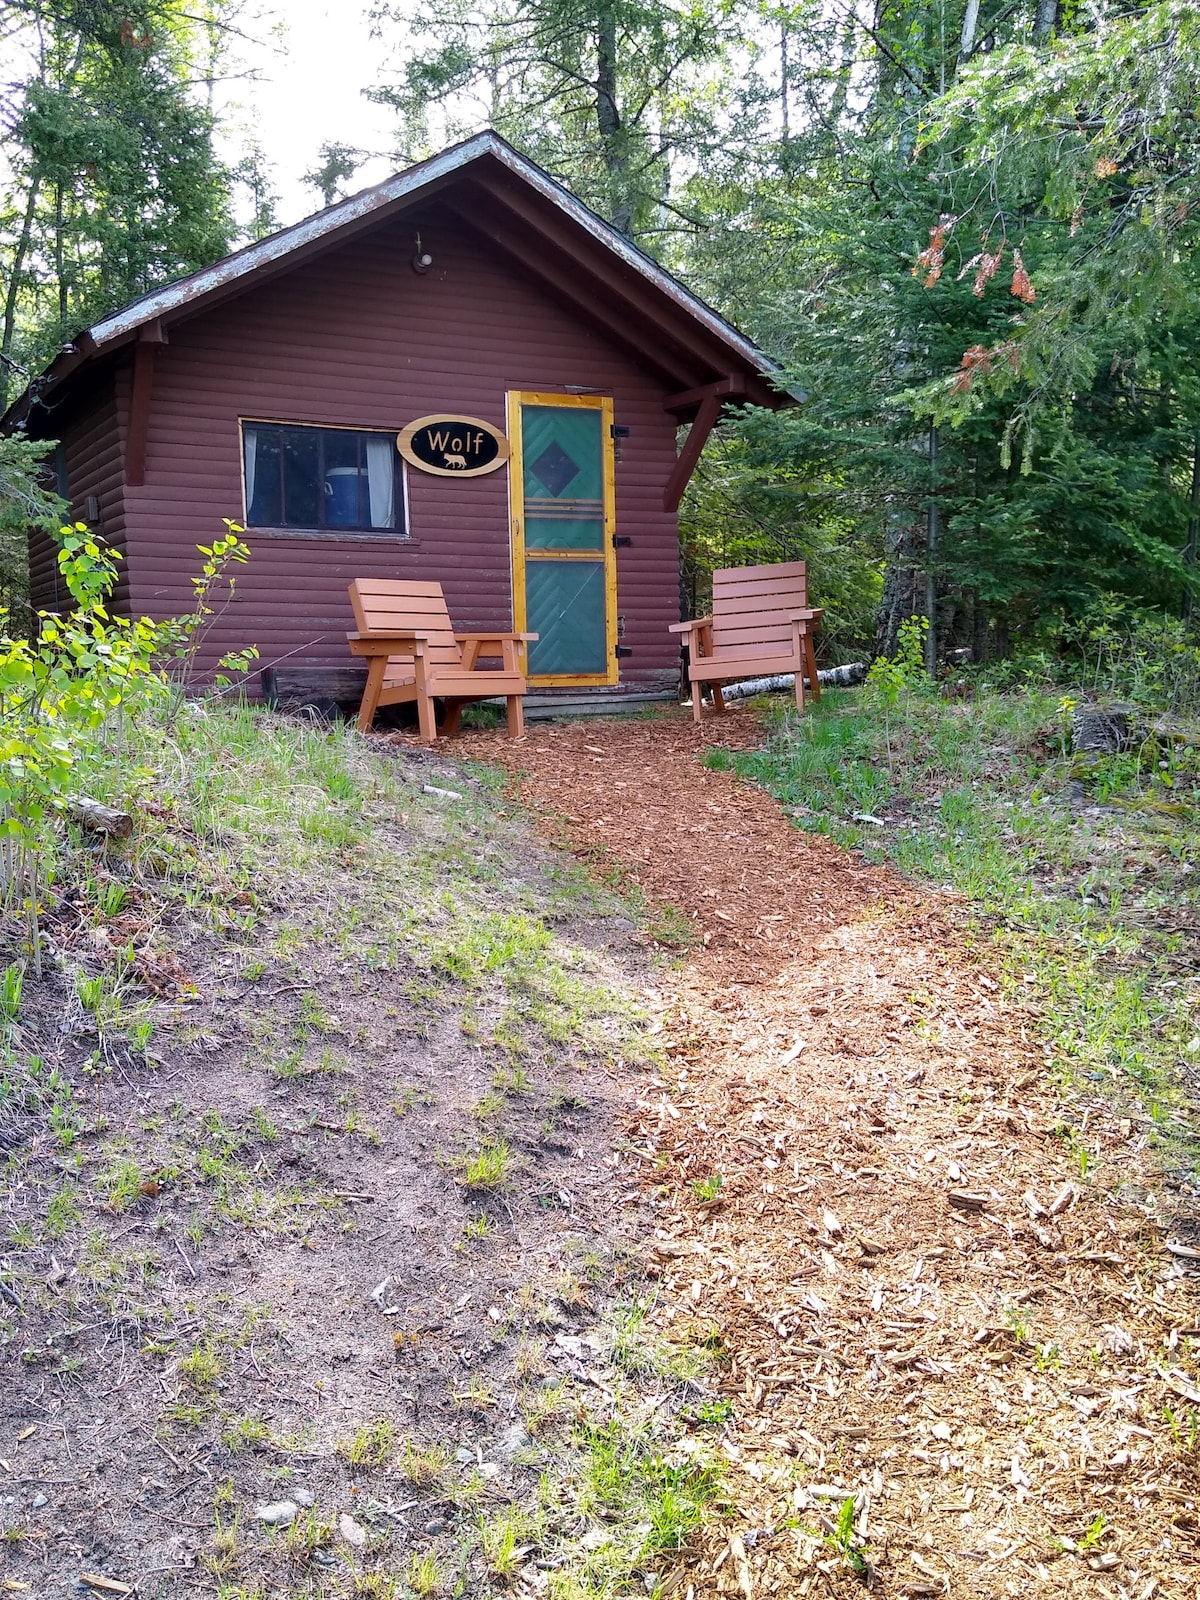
(423, 1518), (446, 1536)
(31, 1492), (47, 1509)
(293, 1488), (315, 1508)
(338, 1512), (368, 1548)
(496, 1421), (530, 1457)
(255, 1499), (299, 1526)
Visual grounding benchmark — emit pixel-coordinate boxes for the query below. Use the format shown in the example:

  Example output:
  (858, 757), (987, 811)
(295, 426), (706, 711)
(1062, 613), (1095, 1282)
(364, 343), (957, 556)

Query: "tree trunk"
(972, 593), (990, 663)
(780, 26), (789, 140)
(2, 177), (39, 359)
(54, 183), (67, 327)
(877, 502), (923, 657)
(595, 12), (631, 235)
(925, 425), (939, 677)
(958, 0), (981, 65)
(1033, 0), (1058, 44)
(1184, 432), (1199, 623)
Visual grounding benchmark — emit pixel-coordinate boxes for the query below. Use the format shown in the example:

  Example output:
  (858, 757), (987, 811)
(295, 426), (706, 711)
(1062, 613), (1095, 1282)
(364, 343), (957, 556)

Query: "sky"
(219, 1), (407, 227)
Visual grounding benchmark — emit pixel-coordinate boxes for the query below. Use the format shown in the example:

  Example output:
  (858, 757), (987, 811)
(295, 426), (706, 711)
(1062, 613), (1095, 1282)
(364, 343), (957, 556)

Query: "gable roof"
(4, 130), (787, 429)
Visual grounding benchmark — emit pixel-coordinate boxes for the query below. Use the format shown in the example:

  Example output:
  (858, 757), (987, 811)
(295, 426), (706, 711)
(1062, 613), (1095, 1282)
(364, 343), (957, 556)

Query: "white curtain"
(242, 425), (257, 515)
(365, 435), (395, 528)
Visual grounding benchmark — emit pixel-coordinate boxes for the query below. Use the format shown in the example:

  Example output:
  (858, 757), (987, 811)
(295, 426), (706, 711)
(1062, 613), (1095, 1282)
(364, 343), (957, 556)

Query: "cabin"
(2, 132), (787, 714)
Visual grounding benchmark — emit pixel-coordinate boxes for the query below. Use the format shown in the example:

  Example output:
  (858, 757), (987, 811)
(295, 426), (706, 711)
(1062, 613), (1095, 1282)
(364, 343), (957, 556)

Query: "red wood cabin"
(4, 133), (787, 713)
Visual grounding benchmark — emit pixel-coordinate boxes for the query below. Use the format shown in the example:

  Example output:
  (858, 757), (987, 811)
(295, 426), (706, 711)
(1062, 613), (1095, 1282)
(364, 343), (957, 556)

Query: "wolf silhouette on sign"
(443, 452), (467, 469)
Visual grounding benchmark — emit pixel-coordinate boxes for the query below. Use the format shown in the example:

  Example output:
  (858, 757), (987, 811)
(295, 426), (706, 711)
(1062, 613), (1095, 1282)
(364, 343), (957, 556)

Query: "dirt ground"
(462, 704), (1200, 1600)
(0, 744), (662, 1597)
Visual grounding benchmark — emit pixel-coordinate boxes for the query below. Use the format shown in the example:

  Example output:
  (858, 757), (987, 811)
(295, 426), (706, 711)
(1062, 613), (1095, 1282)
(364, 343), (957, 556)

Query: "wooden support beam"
(663, 376), (744, 413)
(663, 393), (722, 513)
(125, 326), (164, 488)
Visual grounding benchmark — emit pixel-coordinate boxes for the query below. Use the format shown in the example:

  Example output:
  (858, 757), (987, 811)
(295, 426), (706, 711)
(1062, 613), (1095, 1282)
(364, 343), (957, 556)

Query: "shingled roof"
(4, 130), (787, 430)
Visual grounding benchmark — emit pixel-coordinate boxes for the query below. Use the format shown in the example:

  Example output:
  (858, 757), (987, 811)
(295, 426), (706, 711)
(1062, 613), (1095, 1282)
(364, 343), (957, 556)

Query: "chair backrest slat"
(710, 562), (808, 655)
(349, 578), (462, 669)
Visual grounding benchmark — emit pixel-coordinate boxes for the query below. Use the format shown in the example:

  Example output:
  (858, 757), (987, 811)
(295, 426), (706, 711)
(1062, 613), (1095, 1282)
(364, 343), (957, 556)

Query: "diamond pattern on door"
(529, 441), (580, 497)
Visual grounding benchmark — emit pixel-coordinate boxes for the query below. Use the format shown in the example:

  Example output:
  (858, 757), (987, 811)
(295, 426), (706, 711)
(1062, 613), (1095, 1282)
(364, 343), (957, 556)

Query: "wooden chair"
(347, 578), (535, 741)
(669, 560), (823, 724)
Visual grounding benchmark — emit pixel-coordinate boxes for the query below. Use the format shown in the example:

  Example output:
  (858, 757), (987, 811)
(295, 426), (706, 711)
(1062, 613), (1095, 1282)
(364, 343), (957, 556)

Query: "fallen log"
(66, 796), (133, 838)
(721, 663), (866, 701)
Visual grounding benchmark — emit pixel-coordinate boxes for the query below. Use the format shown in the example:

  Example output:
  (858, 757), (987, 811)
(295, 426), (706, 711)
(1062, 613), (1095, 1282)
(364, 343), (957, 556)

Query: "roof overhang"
(3, 130), (789, 431)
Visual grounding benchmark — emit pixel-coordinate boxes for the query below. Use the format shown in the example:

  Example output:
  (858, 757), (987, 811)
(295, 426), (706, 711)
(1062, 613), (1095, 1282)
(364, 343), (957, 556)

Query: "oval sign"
(398, 414), (510, 478)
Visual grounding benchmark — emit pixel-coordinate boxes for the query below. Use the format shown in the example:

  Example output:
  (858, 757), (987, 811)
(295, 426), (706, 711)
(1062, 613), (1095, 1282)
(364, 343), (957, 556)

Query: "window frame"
(238, 418), (409, 541)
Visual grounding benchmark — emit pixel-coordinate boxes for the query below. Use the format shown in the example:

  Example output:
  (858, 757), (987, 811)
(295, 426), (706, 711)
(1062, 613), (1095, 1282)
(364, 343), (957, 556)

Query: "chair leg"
(712, 683), (726, 715)
(804, 633), (821, 701)
(442, 701), (464, 737)
(415, 689), (438, 743)
(357, 657), (386, 733)
(794, 666), (805, 711)
(691, 677), (703, 724)
(506, 695), (525, 739)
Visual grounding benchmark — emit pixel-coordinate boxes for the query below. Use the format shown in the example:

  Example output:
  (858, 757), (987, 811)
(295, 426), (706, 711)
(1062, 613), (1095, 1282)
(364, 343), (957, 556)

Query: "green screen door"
(510, 394), (616, 684)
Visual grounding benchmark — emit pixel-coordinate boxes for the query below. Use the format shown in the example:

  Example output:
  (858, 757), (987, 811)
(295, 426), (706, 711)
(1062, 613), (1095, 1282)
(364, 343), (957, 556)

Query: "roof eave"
(5, 130), (785, 427)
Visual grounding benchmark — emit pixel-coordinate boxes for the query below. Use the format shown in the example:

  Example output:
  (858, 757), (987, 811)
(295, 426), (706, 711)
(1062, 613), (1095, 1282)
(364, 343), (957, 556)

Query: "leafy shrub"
(0, 521), (258, 972)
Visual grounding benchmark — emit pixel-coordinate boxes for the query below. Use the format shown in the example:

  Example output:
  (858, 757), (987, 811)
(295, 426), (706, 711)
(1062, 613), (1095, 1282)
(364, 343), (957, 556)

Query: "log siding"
(119, 205), (682, 691)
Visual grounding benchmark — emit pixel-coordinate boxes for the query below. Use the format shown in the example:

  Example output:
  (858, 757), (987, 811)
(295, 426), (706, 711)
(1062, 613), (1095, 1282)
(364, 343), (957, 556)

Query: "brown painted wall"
(119, 202), (682, 690)
(29, 380), (128, 616)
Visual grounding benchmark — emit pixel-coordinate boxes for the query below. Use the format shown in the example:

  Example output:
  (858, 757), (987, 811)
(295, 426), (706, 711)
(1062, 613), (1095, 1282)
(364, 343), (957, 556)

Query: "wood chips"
(460, 707), (1200, 1599)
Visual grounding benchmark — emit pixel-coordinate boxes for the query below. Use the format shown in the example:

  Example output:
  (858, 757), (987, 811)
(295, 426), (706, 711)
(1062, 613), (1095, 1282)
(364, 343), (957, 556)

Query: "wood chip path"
(460, 707), (1200, 1599)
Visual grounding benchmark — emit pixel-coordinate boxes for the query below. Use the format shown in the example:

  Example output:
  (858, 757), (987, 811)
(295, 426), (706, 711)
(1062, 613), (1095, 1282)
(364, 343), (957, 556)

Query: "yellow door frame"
(507, 390), (618, 688)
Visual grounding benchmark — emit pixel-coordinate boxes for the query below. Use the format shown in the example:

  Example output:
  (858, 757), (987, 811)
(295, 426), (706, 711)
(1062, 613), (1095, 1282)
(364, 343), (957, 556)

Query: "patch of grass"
(4, 691), (676, 1597)
(458, 1137), (513, 1191)
(349, 1575), (404, 1599)
(643, 901), (699, 950)
(406, 1551), (442, 1597)
(481, 1509), (535, 1579)
(519, 1378), (570, 1436)
(398, 1439), (451, 1487)
(164, 1400), (214, 1427)
(202, 1513), (242, 1578)
(283, 1507), (335, 1566)
(179, 1338), (226, 1392)
(471, 1091), (504, 1121)
(336, 1417), (396, 1468)
(685, 1395), (734, 1427)
(610, 1300), (709, 1383)
(250, 1106), (279, 1142)
(577, 1414), (720, 1557)
(45, 1185), (80, 1238)
(452, 1375), (495, 1413)
(220, 1414), (271, 1453)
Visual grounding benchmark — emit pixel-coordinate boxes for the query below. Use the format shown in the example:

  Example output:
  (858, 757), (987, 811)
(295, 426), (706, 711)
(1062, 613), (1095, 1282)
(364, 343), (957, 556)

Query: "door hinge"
(613, 534), (632, 548)
(614, 645), (634, 659)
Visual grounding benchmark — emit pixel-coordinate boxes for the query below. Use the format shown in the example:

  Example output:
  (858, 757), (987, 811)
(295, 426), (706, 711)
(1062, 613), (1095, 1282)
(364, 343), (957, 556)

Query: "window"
(242, 422), (403, 535)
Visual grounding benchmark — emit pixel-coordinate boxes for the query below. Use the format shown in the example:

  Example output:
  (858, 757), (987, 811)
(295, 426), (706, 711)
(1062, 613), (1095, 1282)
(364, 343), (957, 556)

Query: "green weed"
(406, 1551), (441, 1597)
(179, 1339), (226, 1392)
(459, 1138), (513, 1191)
(220, 1414), (271, 1453)
(336, 1417), (395, 1468)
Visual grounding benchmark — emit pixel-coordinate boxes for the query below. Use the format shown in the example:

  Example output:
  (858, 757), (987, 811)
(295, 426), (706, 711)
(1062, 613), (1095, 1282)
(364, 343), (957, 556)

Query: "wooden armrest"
(668, 616), (712, 634)
(789, 608), (823, 623)
(347, 629), (425, 657)
(455, 632), (539, 645)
